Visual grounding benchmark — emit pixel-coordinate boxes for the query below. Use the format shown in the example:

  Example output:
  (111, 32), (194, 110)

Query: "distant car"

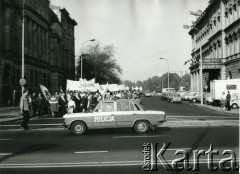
(161, 93), (169, 101)
(204, 93), (213, 104)
(231, 98), (240, 109)
(182, 92), (193, 100)
(188, 92), (199, 102)
(167, 93), (174, 102)
(63, 99), (167, 135)
(145, 91), (151, 97)
(170, 93), (182, 103)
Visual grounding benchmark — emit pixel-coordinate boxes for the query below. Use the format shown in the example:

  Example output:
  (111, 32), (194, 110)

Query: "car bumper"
(62, 119), (69, 129)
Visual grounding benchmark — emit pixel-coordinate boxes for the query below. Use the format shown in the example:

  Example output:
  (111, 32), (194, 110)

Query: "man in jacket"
(20, 89), (30, 130)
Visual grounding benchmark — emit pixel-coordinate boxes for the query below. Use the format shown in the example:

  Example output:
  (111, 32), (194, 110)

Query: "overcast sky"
(51, 0), (209, 82)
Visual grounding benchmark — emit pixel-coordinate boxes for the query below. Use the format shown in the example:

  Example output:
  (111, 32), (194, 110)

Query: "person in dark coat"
(59, 92), (67, 116)
(226, 91), (231, 111)
(36, 93), (43, 118)
(31, 92), (37, 116)
(72, 92), (81, 113)
(81, 93), (88, 112)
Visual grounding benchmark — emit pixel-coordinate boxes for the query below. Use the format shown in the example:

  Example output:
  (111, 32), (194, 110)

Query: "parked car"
(231, 98), (240, 109)
(63, 99), (167, 135)
(167, 93), (174, 102)
(188, 92), (199, 102)
(170, 93), (182, 103)
(161, 93), (169, 101)
(183, 92), (194, 101)
(204, 93), (213, 105)
(145, 91), (151, 97)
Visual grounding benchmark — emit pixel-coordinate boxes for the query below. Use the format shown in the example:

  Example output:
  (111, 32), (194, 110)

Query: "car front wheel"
(232, 103), (238, 109)
(71, 121), (86, 135)
(134, 120), (150, 134)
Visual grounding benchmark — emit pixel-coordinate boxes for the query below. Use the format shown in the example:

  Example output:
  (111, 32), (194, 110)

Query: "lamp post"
(159, 58), (169, 92)
(21, 0), (26, 94)
(80, 39), (95, 79)
(183, 25), (203, 105)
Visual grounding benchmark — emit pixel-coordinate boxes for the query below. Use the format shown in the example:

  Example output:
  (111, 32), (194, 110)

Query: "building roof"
(189, 0), (218, 35)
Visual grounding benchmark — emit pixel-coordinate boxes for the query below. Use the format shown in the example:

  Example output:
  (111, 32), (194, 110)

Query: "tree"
(77, 43), (122, 84)
(180, 73), (191, 91)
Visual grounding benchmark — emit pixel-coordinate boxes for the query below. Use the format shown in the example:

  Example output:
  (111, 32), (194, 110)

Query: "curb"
(193, 104), (239, 116)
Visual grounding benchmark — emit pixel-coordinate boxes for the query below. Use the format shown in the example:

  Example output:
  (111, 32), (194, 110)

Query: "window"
(226, 85), (237, 90)
(130, 102), (136, 111)
(102, 102), (114, 112)
(117, 102), (130, 111)
(95, 103), (102, 112)
(117, 101), (137, 111)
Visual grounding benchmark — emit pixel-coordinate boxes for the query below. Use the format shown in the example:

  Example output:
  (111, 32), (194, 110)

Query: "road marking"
(0, 124), (62, 127)
(0, 153), (13, 156)
(0, 139), (13, 141)
(74, 151), (108, 154)
(0, 158), (238, 168)
(112, 135), (165, 139)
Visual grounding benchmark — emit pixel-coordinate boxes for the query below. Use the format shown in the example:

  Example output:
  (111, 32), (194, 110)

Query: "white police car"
(63, 99), (166, 135)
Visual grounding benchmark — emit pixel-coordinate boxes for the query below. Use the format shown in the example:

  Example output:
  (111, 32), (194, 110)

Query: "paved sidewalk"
(193, 103), (239, 116)
(0, 107), (52, 123)
(0, 106), (22, 123)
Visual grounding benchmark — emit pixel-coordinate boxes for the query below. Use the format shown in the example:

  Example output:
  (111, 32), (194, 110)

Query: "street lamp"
(183, 24), (203, 105)
(21, 0), (26, 94)
(80, 39), (95, 79)
(159, 57), (169, 92)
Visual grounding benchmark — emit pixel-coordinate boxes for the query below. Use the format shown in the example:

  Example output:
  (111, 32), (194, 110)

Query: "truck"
(162, 88), (175, 94)
(210, 79), (240, 109)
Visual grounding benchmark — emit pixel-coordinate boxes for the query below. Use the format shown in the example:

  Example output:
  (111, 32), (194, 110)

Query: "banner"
(66, 79), (129, 92)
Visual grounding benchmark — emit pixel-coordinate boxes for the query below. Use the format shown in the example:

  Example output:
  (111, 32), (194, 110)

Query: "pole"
(21, 0), (26, 94)
(167, 59), (169, 91)
(80, 54), (83, 79)
(159, 58), (169, 91)
(200, 40), (203, 105)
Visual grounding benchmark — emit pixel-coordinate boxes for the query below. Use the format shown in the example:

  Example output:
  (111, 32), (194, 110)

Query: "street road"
(0, 97), (239, 174)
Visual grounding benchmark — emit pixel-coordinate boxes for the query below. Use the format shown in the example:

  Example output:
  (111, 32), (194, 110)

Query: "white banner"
(66, 79), (129, 92)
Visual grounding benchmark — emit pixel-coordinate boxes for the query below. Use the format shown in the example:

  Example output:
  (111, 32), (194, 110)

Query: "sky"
(51, 0), (209, 82)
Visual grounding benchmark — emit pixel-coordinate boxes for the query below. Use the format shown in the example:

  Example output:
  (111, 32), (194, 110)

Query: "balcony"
(190, 58), (222, 70)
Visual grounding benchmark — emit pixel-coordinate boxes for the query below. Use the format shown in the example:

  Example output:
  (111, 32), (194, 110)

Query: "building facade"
(188, 0), (240, 92)
(0, 0), (77, 105)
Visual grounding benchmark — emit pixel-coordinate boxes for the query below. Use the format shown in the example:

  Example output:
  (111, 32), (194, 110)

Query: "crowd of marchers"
(21, 89), (143, 118)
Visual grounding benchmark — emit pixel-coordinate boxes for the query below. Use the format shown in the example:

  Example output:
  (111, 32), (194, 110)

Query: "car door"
(116, 101), (138, 127)
(92, 101), (117, 128)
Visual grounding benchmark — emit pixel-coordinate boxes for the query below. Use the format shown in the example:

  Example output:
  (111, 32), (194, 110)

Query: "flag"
(39, 84), (51, 102)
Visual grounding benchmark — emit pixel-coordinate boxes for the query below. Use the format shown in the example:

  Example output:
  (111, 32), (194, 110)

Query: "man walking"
(226, 91), (231, 111)
(20, 89), (30, 130)
(221, 91), (226, 111)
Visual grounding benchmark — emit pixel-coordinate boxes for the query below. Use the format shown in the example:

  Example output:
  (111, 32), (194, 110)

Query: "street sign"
(19, 78), (26, 86)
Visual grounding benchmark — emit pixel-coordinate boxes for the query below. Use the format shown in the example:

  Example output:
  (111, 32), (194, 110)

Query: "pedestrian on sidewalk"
(36, 93), (43, 118)
(19, 89), (30, 130)
(226, 91), (231, 111)
(221, 91), (226, 111)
